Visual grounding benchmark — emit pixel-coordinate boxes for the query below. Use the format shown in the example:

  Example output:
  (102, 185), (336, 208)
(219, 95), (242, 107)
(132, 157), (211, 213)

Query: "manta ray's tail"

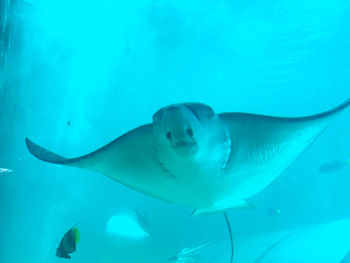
(223, 211), (234, 263)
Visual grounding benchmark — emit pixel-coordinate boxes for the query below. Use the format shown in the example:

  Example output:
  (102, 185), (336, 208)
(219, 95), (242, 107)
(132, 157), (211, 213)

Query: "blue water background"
(0, 0), (350, 262)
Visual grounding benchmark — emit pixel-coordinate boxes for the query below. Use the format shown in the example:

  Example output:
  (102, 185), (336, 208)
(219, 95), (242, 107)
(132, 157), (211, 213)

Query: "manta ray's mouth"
(172, 140), (198, 157)
(174, 140), (194, 146)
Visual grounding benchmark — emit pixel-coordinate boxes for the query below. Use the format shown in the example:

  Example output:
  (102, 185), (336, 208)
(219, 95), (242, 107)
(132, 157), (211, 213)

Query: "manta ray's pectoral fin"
(191, 208), (217, 217)
(25, 137), (92, 169)
(25, 138), (70, 164)
(191, 199), (256, 216)
(234, 198), (256, 209)
(25, 124), (154, 177)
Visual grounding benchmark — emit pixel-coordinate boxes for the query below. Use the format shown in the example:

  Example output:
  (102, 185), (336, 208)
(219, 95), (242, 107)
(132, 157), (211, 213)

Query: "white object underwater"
(0, 168), (13, 173)
(106, 214), (149, 239)
(100, 213), (173, 263)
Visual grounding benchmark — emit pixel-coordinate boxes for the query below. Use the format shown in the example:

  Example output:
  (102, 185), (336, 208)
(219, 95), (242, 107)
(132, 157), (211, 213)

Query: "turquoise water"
(1, 0), (350, 262)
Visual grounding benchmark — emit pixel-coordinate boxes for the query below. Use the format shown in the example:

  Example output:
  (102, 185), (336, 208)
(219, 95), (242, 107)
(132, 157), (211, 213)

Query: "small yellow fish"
(56, 223), (81, 259)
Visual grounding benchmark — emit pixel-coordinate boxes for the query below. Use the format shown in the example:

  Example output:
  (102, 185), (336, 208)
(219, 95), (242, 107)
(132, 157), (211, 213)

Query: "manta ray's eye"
(166, 131), (172, 140)
(186, 128), (193, 137)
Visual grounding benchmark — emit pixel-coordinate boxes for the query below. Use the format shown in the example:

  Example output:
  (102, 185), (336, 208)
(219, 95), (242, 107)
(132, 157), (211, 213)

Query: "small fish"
(56, 223), (81, 259)
(267, 208), (282, 216)
(318, 158), (350, 173)
(168, 241), (218, 262)
(0, 168), (13, 173)
(168, 252), (200, 263)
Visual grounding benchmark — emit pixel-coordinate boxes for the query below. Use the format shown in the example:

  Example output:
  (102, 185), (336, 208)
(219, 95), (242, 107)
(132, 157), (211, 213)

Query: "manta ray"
(26, 99), (349, 263)
(26, 99), (349, 215)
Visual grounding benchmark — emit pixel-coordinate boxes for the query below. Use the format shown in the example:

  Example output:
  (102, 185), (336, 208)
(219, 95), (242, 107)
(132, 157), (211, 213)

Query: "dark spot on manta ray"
(156, 159), (176, 178)
(153, 147), (176, 178)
